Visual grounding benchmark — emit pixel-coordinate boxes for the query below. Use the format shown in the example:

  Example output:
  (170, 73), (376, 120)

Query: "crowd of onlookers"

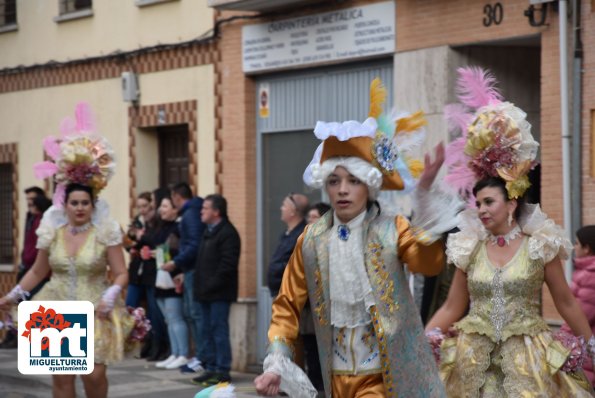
(122, 184), (331, 387)
(0, 182), (332, 388)
(7, 183), (595, 390)
(123, 183), (241, 387)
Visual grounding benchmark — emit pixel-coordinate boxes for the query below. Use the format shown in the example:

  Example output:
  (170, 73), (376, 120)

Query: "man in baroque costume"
(254, 79), (460, 398)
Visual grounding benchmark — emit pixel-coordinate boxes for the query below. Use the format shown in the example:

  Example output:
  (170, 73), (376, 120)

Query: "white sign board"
(242, 1), (395, 73)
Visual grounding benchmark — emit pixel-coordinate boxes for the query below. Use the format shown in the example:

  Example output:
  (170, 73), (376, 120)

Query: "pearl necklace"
(487, 225), (521, 247)
(69, 222), (92, 235)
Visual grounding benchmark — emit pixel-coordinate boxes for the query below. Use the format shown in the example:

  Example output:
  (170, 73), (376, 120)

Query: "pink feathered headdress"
(442, 67), (539, 204)
(33, 103), (116, 207)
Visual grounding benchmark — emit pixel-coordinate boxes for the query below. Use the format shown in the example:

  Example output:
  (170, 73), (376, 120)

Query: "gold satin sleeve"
(396, 215), (444, 276)
(268, 231), (310, 353)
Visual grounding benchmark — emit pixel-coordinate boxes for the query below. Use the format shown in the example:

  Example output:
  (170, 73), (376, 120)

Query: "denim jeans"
(126, 284), (167, 344)
(183, 270), (203, 359)
(157, 296), (189, 357)
(199, 300), (231, 374)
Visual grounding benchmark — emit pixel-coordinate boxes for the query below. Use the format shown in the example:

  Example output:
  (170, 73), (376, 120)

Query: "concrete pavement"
(0, 348), (261, 398)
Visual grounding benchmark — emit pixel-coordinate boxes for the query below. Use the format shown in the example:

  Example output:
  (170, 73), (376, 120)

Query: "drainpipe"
(559, 0), (572, 281)
(571, 0), (583, 258)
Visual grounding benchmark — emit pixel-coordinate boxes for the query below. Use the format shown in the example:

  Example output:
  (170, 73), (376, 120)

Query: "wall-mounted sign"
(259, 83), (270, 118)
(242, 1), (395, 73)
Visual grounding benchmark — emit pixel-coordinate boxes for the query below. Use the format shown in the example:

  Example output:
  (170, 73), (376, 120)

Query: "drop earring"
(507, 211), (513, 227)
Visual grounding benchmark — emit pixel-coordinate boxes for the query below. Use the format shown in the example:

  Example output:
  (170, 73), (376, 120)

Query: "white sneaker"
(155, 355), (176, 368)
(165, 356), (189, 370)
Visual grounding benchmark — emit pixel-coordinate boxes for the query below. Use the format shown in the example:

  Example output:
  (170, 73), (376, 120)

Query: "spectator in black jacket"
(267, 193), (309, 297)
(162, 182), (206, 374)
(191, 194), (241, 387)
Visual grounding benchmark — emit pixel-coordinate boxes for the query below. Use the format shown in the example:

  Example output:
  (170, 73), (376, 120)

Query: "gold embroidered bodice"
(455, 238), (549, 342)
(36, 226), (110, 304)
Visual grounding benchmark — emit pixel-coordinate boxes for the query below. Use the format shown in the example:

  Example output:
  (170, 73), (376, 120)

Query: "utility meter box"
(121, 72), (139, 102)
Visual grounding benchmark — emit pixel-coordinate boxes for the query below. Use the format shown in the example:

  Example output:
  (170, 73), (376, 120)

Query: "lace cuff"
(96, 219), (123, 247)
(101, 284), (122, 312)
(263, 352), (318, 398)
(410, 186), (461, 244)
(6, 285), (30, 303)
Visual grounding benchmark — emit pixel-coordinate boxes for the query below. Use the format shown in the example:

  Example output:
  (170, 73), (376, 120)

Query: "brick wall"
(396, 0), (546, 51)
(0, 143), (18, 299)
(218, 11), (255, 299)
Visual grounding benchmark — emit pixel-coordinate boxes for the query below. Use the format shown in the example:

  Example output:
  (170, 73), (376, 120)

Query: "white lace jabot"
(329, 210), (376, 328)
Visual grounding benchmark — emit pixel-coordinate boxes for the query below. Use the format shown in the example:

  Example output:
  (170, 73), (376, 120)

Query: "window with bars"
(0, 0), (16, 27)
(59, 0), (92, 15)
(0, 164), (14, 264)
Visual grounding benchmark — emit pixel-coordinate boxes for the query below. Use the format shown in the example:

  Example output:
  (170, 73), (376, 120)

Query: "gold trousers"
(331, 373), (385, 397)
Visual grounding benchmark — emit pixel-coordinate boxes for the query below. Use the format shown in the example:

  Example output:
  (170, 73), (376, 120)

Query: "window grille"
(0, 0), (16, 26)
(59, 0), (92, 15)
(0, 163), (14, 264)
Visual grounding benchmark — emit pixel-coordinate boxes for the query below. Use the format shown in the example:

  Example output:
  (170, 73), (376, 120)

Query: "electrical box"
(121, 72), (139, 102)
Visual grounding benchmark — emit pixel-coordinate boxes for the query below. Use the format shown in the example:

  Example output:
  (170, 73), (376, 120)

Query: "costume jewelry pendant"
(337, 224), (351, 241)
(69, 222), (92, 235)
(488, 225), (521, 247)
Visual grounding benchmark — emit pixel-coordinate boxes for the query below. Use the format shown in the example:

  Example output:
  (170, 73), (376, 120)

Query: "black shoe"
(191, 370), (215, 385)
(146, 343), (169, 362)
(139, 333), (153, 359)
(200, 372), (231, 387)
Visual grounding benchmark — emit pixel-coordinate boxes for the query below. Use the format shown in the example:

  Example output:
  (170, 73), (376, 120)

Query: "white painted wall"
(0, 64), (215, 238)
(0, 0), (213, 68)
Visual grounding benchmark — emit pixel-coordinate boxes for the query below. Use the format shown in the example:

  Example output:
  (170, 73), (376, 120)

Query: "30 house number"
(483, 3), (503, 27)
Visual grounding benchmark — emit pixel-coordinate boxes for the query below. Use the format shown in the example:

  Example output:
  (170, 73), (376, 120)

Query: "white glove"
(6, 284), (30, 303)
(100, 284), (122, 312)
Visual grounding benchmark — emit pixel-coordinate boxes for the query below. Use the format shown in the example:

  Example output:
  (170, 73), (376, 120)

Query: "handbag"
(155, 247), (175, 289)
(156, 269), (175, 289)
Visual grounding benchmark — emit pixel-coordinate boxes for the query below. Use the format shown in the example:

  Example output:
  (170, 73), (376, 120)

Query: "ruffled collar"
(332, 209), (366, 232)
(457, 204), (556, 240)
(40, 199), (113, 229)
(449, 204), (573, 266)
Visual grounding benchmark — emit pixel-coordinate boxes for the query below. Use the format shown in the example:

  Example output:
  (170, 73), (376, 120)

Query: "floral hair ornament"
(443, 67), (539, 201)
(303, 78), (427, 191)
(33, 102), (116, 207)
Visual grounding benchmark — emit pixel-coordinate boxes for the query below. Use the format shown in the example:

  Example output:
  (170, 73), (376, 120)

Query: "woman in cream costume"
(426, 67), (595, 397)
(255, 80), (459, 398)
(0, 104), (134, 398)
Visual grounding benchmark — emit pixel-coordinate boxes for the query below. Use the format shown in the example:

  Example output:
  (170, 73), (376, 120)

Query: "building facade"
(0, 0), (242, 365)
(2, 0), (594, 370)
(209, 0), (595, 362)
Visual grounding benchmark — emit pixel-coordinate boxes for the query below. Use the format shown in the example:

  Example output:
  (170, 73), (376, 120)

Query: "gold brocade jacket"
(268, 205), (447, 398)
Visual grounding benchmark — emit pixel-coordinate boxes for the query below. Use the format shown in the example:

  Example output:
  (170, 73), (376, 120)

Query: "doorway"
(158, 124), (190, 188)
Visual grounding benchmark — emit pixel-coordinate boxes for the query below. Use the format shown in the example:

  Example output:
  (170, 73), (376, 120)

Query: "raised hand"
(418, 142), (445, 190)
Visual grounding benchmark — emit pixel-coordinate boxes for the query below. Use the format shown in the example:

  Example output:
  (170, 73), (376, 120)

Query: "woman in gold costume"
(426, 67), (595, 397)
(254, 79), (460, 398)
(0, 103), (134, 398)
